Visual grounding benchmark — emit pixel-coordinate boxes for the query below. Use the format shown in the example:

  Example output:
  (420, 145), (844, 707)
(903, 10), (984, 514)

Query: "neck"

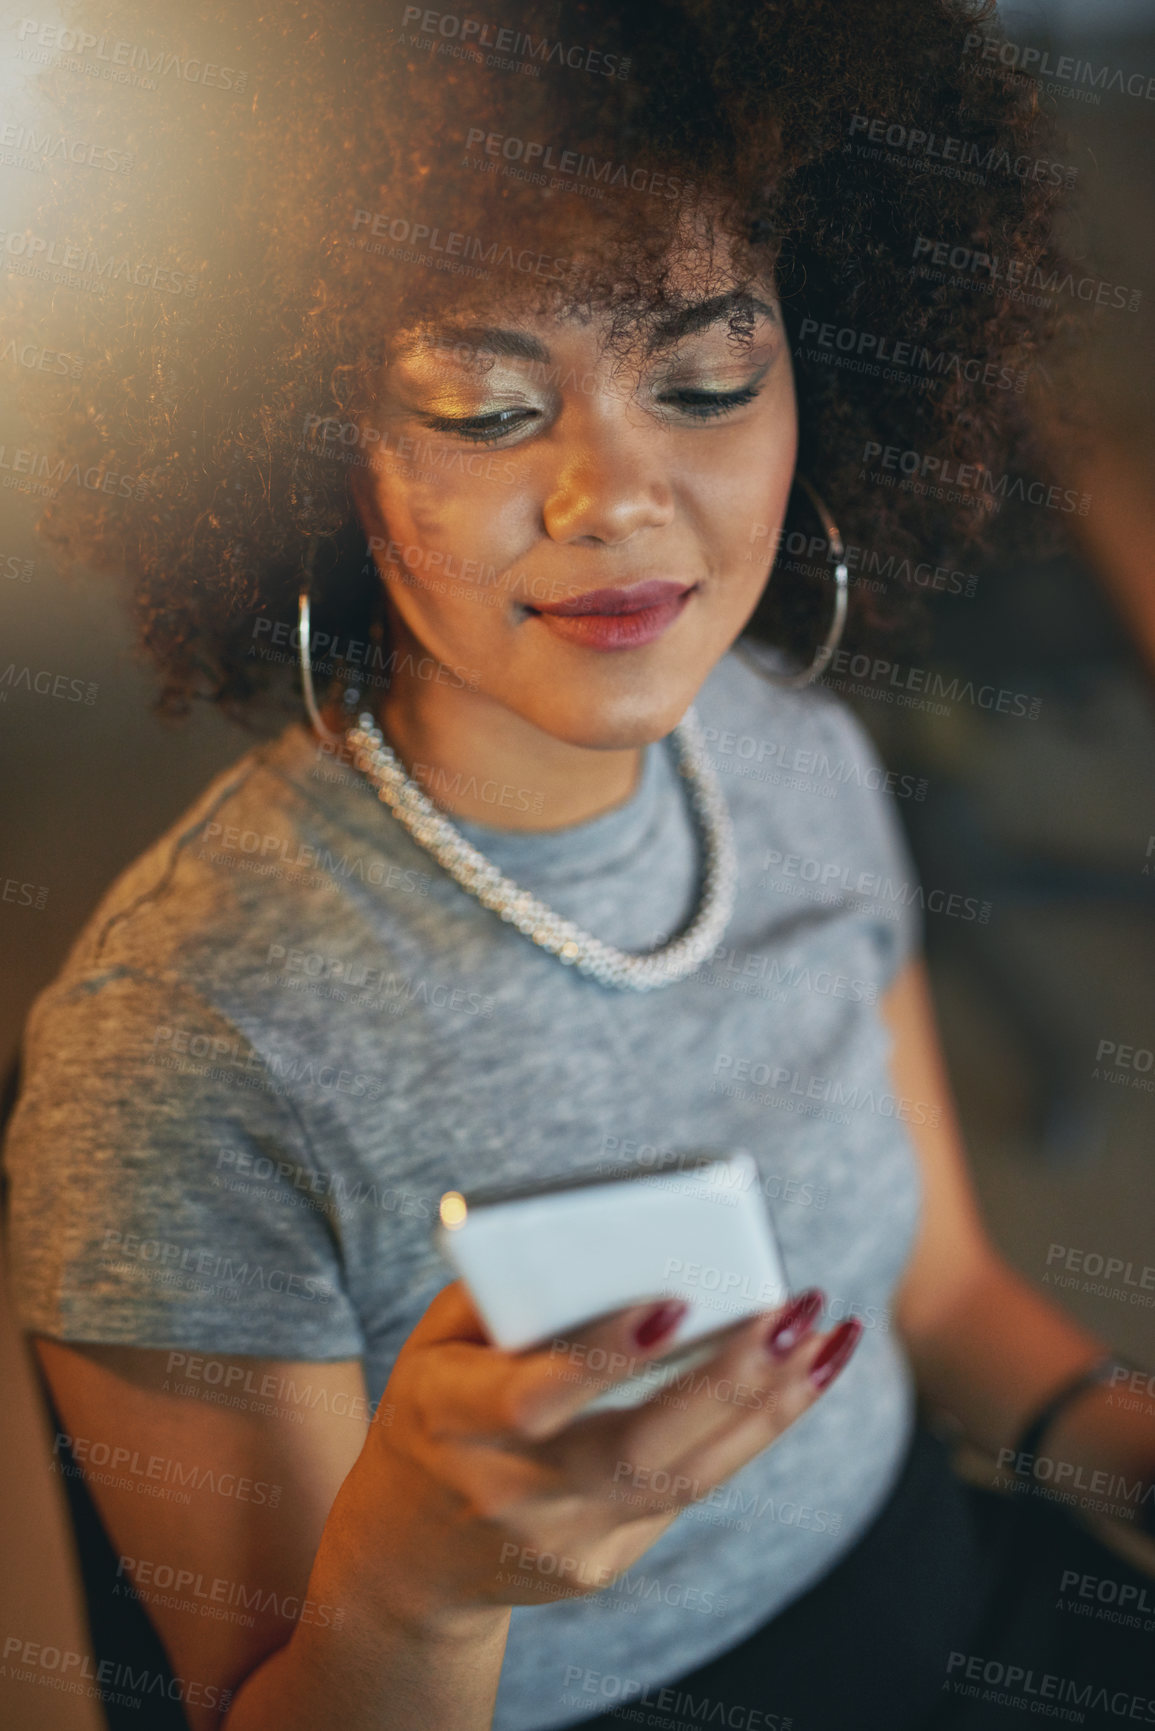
(372, 642), (643, 835)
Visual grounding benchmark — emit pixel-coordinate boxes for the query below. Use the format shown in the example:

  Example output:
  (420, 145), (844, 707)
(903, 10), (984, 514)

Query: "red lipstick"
(526, 579), (695, 651)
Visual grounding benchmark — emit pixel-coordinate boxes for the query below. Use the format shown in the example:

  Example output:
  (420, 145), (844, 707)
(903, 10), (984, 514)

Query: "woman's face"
(352, 251), (797, 751)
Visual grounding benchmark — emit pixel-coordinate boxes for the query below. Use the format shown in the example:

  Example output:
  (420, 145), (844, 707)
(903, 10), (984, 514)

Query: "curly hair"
(5, 0), (1087, 719)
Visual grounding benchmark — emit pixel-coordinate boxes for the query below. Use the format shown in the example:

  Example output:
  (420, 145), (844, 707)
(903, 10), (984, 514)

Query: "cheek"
(378, 469), (512, 555)
(683, 425), (797, 585)
(366, 467), (536, 615)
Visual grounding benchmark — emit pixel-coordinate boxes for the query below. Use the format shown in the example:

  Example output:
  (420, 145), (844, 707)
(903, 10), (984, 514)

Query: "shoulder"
(696, 640), (897, 790)
(32, 723), (342, 1017)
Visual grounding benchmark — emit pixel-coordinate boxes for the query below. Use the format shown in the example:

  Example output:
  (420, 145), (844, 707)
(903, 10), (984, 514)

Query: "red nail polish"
(765, 1289), (825, 1360)
(809, 1317), (863, 1390)
(634, 1301), (687, 1350)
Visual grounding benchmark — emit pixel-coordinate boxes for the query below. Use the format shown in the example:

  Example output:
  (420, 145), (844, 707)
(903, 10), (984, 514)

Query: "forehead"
(394, 289), (779, 370)
(388, 206), (779, 362)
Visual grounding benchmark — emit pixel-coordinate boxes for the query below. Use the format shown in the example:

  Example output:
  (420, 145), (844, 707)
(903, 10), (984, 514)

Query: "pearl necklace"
(345, 707), (736, 992)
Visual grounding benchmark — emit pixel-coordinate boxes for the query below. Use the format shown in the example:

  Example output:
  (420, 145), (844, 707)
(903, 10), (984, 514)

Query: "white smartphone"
(433, 1150), (790, 1410)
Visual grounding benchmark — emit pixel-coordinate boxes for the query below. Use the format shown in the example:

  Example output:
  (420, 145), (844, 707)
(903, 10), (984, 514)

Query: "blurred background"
(1, 1), (1154, 1724)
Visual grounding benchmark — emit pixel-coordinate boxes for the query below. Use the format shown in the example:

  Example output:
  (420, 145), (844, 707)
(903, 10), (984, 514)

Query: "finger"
(409, 1281), (694, 1363)
(547, 1292), (826, 1500)
(632, 1317), (865, 1517)
(413, 1295), (718, 1444)
(613, 1288), (828, 1468)
(520, 1298), (768, 1439)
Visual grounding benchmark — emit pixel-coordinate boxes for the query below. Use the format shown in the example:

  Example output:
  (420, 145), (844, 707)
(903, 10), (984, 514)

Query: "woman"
(3, 1), (1153, 1728)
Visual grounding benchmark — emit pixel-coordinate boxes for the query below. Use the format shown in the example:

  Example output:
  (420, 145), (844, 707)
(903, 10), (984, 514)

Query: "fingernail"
(634, 1301), (688, 1350)
(764, 1289), (825, 1360)
(809, 1317), (863, 1390)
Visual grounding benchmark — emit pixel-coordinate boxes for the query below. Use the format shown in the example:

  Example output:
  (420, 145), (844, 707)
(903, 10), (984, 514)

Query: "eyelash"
(420, 383), (764, 445)
(664, 384), (762, 419)
(422, 409), (533, 446)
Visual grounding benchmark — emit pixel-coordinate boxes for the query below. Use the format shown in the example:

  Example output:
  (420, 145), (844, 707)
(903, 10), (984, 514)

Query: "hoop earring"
(739, 474), (849, 690)
(298, 538), (347, 746)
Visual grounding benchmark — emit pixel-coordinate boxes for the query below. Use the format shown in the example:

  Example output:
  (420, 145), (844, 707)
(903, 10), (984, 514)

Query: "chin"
(531, 679), (702, 752)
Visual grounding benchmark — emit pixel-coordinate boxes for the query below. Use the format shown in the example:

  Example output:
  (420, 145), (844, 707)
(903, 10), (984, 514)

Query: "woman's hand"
(35, 1289), (859, 1730)
(322, 1281), (860, 1636)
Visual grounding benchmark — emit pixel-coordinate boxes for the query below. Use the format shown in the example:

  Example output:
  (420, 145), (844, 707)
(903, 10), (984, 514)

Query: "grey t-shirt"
(4, 643), (925, 1731)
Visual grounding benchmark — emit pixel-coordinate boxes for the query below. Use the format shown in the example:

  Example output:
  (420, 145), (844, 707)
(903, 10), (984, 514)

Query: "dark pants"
(555, 1428), (1155, 1731)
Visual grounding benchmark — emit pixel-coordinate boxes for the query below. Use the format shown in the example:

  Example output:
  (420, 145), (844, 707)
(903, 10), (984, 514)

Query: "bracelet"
(1011, 1353), (1155, 1539)
(1012, 1354), (1129, 1470)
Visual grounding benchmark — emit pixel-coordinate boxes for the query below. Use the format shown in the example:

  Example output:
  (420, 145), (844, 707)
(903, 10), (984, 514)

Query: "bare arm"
(34, 1342), (467, 1731)
(37, 1279), (852, 1730)
(884, 956), (1155, 1497)
(37, 1338), (515, 1731)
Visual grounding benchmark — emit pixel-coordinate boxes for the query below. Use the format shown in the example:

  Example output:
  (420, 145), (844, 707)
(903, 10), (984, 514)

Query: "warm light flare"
(439, 1190), (467, 1229)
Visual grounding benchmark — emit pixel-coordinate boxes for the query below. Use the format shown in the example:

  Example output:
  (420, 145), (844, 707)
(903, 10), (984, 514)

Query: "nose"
(541, 406), (676, 546)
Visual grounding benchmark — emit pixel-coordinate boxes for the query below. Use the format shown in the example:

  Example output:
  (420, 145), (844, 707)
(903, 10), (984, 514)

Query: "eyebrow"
(400, 290), (778, 367)
(648, 291), (779, 347)
(399, 327), (551, 365)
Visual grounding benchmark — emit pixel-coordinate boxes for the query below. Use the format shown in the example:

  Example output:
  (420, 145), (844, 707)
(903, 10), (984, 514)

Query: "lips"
(530, 579), (693, 617)
(524, 579), (697, 652)
(526, 588), (696, 654)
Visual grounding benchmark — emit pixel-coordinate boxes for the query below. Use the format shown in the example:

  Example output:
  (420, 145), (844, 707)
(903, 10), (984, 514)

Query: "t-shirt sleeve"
(813, 693), (927, 992)
(3, 967), (365, 1360)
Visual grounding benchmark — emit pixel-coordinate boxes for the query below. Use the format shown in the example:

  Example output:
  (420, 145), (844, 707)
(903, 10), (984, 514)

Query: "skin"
(31, 241), (1155, 1731)
(36, 962), (1155, 1731)
(348, 245), (796, 827)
